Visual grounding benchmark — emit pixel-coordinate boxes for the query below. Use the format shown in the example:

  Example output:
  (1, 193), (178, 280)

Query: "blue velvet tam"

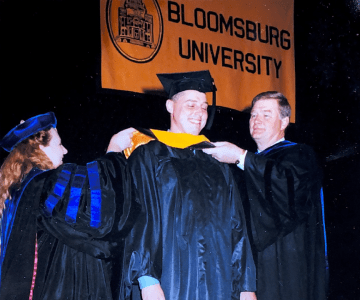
(0, 112), (57, 152)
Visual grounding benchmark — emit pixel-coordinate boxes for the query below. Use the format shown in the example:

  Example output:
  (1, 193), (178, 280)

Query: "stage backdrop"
(101, 0), (295, 121)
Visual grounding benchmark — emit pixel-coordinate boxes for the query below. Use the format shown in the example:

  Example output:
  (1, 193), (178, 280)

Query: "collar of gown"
(123, 128), (210, 158)
(257, 137), (285, 153)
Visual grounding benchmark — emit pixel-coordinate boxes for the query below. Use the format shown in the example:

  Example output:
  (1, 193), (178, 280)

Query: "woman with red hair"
(0, 112), (138, 300)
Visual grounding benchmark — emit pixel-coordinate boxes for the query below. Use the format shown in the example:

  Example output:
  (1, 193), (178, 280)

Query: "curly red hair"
(0, 129), (55, 215)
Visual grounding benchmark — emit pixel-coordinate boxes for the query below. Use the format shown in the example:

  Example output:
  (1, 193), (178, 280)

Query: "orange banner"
(101, 0), (295, 121)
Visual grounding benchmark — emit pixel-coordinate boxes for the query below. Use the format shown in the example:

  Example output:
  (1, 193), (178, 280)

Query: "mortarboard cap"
(157, 70), (215, 98)
(0, 112), (57, 152)
(157, 70), (217, 129)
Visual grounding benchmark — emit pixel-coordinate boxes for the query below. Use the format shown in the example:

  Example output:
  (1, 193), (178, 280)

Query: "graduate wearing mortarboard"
(0, 113), (139, 299)
(121, 71), (257, 300)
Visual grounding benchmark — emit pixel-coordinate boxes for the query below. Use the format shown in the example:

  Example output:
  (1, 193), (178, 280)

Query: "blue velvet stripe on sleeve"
(43, 164), (75, 217)
(320, 188), (329, 264)
(86, 161), (102, 228)
(65, 166), (87, 224)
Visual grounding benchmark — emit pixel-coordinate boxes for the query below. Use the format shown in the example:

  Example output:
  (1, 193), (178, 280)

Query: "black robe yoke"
(0, 152), (139, 300)
(122, 140), (256, 300)
(243, 141), (327, 300)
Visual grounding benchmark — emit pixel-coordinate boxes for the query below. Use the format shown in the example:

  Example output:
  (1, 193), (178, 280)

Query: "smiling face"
(39, 127), (68, 168)
(249, 99), (289, 151)
(166, 90), (208, 135)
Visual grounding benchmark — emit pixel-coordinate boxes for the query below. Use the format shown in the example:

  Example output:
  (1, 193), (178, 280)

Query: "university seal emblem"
(106, 0), (163, 63)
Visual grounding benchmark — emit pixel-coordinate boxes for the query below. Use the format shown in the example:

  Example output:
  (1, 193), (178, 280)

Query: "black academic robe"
(121, 139), (256, 300)
(241, 140), (328, 300)
(0, 152), (139, 300)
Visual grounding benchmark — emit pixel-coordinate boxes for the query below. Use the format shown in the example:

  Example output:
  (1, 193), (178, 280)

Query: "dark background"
(0, 1), (359, 299)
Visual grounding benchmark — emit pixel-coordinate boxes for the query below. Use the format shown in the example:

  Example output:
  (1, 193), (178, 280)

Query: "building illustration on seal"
(117, 0), (155, 48)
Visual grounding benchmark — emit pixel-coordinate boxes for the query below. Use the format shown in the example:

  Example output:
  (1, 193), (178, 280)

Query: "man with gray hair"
(203, 91), (328, 300)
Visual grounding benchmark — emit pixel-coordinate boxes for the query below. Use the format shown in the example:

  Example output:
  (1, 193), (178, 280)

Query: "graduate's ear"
(166, 99), (174, 114)
(280, 116), (290, 131)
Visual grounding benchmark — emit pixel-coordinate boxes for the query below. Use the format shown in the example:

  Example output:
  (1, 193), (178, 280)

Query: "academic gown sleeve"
(36, 151), (140, 259)
(243, 144), (322, 251)
(228, 168), (257, 294)
(121, 143), (162, 299)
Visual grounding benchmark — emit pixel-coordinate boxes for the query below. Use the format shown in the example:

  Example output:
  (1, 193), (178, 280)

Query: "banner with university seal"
(101, 0), (295, 121)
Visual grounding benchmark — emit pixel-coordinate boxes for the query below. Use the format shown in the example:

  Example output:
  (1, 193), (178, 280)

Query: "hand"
(202, 141), (246, 164)
(141, 283), (166, 300)
(106, 127), (137, 153)
(240, 291), (257, 300)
